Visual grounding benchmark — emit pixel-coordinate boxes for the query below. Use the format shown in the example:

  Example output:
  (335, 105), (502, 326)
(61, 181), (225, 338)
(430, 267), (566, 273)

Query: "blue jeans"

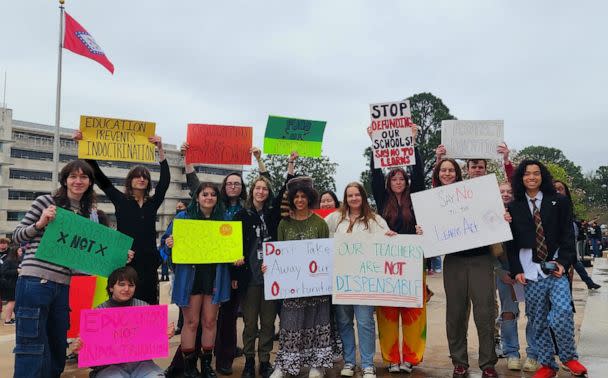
(13, 276), (70, 378)
(591, 238), (602, 257)
(496, 275), (520, 358)
(334, 305), (376, 368)
(431, 256), (442, 271)
(94, 360), (164, 377)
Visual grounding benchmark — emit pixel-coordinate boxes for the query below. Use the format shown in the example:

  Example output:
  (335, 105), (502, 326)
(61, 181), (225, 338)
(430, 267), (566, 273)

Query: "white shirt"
(519, 191), (548, 281)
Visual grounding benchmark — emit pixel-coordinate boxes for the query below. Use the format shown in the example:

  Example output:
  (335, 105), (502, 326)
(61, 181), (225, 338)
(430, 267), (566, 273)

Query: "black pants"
(214, 289), (241, 369)
(133, 266), (159, 305)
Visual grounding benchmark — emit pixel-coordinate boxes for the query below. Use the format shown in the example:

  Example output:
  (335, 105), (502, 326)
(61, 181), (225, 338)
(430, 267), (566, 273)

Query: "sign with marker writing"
(369, 100), (415, 167)
(185, 124), (253, 165)
(441, 120), (504, 159)
(263, 239), (333, 300)
(332, 233), (425, 308)
(78, 305), (168, 367)
(36, 207), (132, 277)
(411, 174), (512, 258)
(172, 220), (243, 263)
(67, 276), (96, 338)
(78, 115), (156, 163)
(263, 115), (326, 157)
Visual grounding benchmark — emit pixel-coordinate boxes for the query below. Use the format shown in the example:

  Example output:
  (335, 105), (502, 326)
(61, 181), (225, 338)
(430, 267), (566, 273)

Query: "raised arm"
(409, 147), (426, 194)
(367, 126), (387, 214)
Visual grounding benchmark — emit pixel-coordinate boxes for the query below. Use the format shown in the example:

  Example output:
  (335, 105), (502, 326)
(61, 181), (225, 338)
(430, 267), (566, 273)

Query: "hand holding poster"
(185, 124), (253, 165)
(333, 233), (425, 308)
(441, 120), (504, 159)
(78, 305), (168, 368)
(172, 220), (243, 263)
(369, 100), (415, 167)
(36, 207), (133, 277)
(263, 116), (326, 157)
(263, 239), (332, 300)
(410, 174), (513, 258)
(78, 115), (156, 163)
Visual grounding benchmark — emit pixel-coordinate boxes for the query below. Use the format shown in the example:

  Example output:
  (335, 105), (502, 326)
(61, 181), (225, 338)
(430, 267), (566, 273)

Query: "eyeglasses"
(226, 182), (242, 188)
(202, 192), (217, 197)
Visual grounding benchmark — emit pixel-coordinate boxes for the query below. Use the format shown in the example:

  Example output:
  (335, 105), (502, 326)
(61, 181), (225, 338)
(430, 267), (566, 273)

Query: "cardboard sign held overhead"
(36, 207), (132, 277)
(410, 174), (513, 258)
(186, 124), (253, 165)
(78, 115), (156, 163)
(332, 233), (425, 308)
(78, 305), (169, 367)
(172, 220), (243, 264)
(263, 116), (326, 157)
(441, 120), (504, 159)
(263, 239), (333, 300)
(369, 100), (415, 168)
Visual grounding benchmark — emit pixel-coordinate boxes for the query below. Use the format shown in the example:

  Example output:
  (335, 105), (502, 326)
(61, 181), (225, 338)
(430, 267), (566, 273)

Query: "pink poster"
(78, 305), (168, 368)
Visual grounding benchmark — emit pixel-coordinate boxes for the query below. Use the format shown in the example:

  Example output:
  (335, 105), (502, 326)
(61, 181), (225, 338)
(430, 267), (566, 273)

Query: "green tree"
(514, 146), (585, 188)
(359, 147), (373, 195)
(545, 162), (587, 218)
(246, 154), (338, 194)
(584, 166), (608, 221)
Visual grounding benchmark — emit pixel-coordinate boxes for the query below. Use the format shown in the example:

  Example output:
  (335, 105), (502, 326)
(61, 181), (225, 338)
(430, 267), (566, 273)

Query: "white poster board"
(411, 174), (513, 258)
(370, 100), (415, 168)
(441, 120), (504, 159)
(332, 233), (425, 308)
(263, 239), (332, 300)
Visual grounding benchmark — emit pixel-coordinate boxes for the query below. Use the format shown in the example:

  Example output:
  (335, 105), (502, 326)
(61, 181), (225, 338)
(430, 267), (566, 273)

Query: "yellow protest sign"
(78, 115), (156, 163)
(172, 220), (243, 264)
(92, 276), (108, 308)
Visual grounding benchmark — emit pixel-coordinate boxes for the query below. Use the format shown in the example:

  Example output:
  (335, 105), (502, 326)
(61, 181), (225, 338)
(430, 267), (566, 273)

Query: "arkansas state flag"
(63, 12), (114, 74)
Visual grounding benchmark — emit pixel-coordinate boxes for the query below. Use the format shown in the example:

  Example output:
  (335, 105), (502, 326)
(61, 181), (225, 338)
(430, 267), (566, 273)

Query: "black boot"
(242, 357), (256, 378)
(183, 351), (200, 378)
(201, 351), (218, 378)
(259, 361), (272, 378)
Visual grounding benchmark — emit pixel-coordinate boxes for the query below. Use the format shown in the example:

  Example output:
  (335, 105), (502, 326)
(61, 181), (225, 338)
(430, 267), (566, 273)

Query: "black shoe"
(588, 282), (601, 290)
(273, 331), (280, 341)
(174, 327), (181, 335)
(259, 361), (272, 378)
(183, 351), (200, 378)
(236, 347), (244, 358)
(217, 366), (233, 375)
(202, 352), (218, 378)
(164, 364), (183, 378)
(242, 357), (256, 378)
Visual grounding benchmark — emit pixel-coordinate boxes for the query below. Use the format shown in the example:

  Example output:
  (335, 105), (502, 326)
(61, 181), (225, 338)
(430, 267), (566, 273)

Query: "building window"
(11, 148), (53, 161)
(185, 166), (242, 177)
(97, 160), (160, 172)
(9, 169), (53, 181)
(8, 190), (51, 200)
(7, 211), (27, 221)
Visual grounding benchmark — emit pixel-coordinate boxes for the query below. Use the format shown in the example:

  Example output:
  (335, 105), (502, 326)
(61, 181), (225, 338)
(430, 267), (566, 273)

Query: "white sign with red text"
(369, 100), (415, 167)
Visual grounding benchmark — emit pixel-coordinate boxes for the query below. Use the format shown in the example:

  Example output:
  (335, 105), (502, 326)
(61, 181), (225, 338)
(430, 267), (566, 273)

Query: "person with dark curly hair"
(507, 160), (587, 378)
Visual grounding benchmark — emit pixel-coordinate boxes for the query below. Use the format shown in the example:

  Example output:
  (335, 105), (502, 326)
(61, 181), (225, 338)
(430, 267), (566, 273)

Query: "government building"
(0, 107), (243, 238)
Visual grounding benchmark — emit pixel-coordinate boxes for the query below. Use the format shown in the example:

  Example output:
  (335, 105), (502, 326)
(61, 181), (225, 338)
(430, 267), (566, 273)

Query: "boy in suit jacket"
(507, 160), (587, 378)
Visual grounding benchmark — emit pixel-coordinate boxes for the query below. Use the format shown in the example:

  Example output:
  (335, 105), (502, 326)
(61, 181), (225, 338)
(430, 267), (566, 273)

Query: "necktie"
(530, 198), (548, 261)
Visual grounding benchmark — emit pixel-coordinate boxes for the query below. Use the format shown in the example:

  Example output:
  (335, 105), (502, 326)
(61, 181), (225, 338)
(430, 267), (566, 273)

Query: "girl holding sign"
(12, 160), (99, 377)
(368, 126), (427, 374)
(76, 132), (170, 306)
(326, 182), (393, 378)
(268, 177), (341, 378)
(164, 182), (232, 378)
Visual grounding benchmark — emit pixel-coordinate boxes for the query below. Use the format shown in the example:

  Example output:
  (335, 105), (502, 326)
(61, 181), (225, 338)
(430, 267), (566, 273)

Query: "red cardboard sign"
(186, 124), (253, 165)
(67, 275), (96, 338)
(312, 208), (337, 218)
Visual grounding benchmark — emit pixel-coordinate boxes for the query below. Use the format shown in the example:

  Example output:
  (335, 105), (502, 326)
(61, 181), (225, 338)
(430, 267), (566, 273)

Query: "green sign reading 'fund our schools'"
(36, 207), (133, 277)
(263, 115), (326, 157)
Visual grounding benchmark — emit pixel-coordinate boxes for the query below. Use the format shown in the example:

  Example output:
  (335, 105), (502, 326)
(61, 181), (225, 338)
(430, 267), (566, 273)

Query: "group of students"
(8, 128), (591, 378)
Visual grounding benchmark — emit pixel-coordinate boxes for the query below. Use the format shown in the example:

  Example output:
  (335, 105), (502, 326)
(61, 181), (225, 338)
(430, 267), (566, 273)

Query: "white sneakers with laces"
(362, 367), (376, 378)
(340, 363), (355, 377)
(309, 367), (324, 378)
(387, 363), (400, 373)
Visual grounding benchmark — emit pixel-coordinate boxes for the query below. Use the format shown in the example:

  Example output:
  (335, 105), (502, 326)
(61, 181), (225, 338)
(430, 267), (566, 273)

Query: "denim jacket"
(161, 211), (231, 306)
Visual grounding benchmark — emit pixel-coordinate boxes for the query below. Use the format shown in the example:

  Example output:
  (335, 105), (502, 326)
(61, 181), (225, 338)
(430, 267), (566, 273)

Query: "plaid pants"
(524, 275), (578, 367)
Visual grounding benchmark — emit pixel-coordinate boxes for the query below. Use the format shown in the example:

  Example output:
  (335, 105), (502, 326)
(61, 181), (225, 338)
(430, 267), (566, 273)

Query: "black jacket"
(507, 193), (575, 276)
(0, 260), (19, 290)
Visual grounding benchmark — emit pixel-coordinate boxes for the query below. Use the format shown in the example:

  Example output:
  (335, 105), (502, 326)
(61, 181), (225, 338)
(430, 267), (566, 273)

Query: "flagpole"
(52, 0), (65, 190)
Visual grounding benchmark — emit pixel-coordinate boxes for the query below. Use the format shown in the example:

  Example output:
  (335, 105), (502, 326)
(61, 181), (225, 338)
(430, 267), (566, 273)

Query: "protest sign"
(92, 276), (109, 308)
(369, 100), (415, 167)
(78, 305), (168, 368)
(263, 239), (332, 300)
(36, 207), (132, 277)
(67, 276), (96, 338)
(312, 208), (337, 219)
(332, 233), (425, 308)
(411, 174), (513, 258)
(263, 116), (326, 157)
(441, 120), (504, 159)
(185, 124), (253, 165)
(78, 115), (156, 163)
(172, 220), (243, 263)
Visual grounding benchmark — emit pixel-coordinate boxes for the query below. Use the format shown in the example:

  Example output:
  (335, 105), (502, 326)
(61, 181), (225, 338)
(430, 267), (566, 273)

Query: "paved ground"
(0, 258), (601, 377)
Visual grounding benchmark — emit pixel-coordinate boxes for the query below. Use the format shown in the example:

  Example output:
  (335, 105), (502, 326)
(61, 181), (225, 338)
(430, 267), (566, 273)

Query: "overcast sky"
(2, 1), (607, 192)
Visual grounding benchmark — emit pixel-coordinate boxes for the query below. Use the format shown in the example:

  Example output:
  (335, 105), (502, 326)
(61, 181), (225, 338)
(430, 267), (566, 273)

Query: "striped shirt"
(13, 195), (72, 285)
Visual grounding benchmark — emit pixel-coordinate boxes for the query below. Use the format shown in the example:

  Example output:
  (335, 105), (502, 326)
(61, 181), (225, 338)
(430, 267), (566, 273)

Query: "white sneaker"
(387, 363), (400, 373)
(522, 357), (539, 372)
(507, 357), (521, 370)
(309, 367), (324, 378)
(399, 362), (413, 373)
(270, 367), (285, 378)
(362, 367), (376, 378)
(340, 363), (355, 377)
